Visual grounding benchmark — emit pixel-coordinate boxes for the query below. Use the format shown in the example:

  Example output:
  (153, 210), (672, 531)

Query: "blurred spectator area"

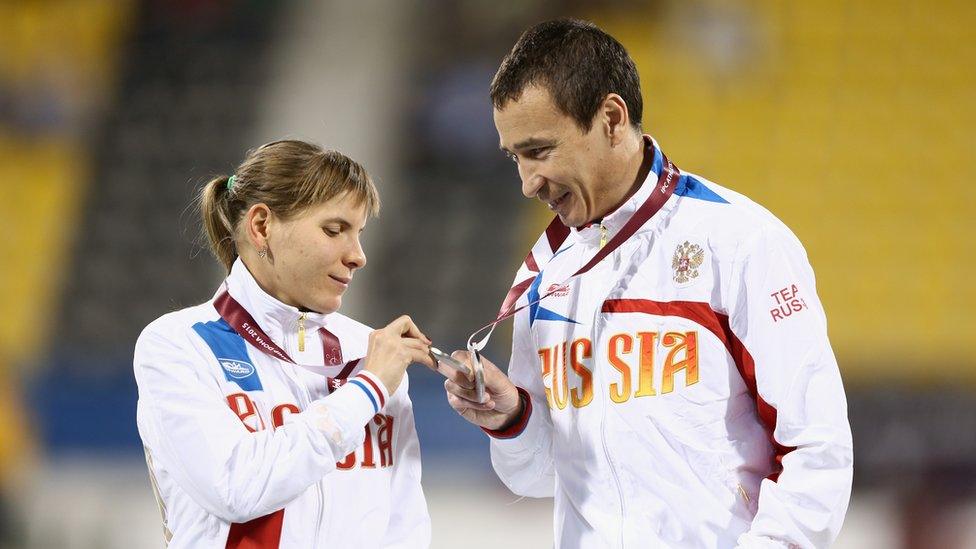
(591, 0), (975, 381)
(0, 0), (133, 369)
(0, 0), (134, 501)
(3, 0), (282, 485)
(0, 2), (136, 545)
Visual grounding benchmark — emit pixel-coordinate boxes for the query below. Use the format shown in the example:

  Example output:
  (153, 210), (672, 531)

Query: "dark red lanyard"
(213, 290), (355, 390)
(326, 359), (360, 393)
(495, 141), (677, 325)
(467, 141), (678, 350)
(569, 149), (677, 278)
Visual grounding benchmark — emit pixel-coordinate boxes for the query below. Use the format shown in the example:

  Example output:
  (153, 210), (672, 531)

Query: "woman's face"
(265, 191), (369, 314)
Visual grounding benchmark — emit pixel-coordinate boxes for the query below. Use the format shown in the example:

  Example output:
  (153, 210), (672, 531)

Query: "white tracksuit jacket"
(488, 141), (853, 548)
(134, 259), (430, 548)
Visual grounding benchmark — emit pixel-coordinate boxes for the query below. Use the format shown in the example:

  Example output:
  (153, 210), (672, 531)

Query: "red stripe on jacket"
(602, 298), (795, 481)
(225, 504), (284, 548)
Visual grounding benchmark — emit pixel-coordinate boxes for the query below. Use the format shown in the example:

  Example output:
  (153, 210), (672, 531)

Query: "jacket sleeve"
(729, 227), (854, 549)
(380, 375), (432, 548)
(134, 323), (387, 524)
(487, 307), (557, 498)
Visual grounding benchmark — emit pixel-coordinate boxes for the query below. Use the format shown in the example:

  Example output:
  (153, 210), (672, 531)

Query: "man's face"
(494, 84), (612, 228)
(266, 191), (369, 314)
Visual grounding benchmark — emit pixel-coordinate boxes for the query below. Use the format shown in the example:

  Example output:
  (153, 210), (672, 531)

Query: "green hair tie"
(226, 175), (236, 191)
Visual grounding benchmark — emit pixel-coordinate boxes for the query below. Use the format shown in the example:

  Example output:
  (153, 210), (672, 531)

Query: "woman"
(134, 140), (434, 548)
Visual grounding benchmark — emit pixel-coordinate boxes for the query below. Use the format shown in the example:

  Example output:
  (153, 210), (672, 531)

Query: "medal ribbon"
(214, 289), (356, 382)
(467, 139), (680, 351)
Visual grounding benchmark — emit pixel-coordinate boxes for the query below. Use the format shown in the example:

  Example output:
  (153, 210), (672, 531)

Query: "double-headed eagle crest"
(671, 241), (704, 284)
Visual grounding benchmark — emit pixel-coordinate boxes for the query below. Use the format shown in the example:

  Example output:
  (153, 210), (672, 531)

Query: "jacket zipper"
(600, 369), (626, 546)
(314, 460), (325, 545)
(737, 483), (751, 504)
(599, 223), (609, 248)
(297, 365), (325, 544)
(298, 358), (325, 545)
(287, 314), (323, 544)
(592, 259), (625, 545)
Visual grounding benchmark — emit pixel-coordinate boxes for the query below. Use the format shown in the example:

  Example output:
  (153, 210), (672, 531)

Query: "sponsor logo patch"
(220, 358), (256, 379)
(546, 283), (570, 297)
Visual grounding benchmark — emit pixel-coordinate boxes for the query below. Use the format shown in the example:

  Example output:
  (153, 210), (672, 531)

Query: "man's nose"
(520, 167), (545, 199)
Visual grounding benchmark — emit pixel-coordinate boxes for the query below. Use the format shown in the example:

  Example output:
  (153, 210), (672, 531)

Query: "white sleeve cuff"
(346, 370), (390, 413)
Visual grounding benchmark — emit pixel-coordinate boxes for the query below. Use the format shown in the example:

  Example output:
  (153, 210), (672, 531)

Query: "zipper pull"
(737, 483), (751, 504)
(298, 313), (307, 352)
(599, 224), (609, 248)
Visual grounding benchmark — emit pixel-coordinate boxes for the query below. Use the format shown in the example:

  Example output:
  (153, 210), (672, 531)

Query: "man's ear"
(602, 93), (630, 146)
(243, 203), (273, 251)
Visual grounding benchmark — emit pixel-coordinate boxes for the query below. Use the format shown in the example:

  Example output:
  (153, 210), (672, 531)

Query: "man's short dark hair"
(490, 18), (643, 132)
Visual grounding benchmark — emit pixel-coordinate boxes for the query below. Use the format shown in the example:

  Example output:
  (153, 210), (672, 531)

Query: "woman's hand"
(362, 315), (434, 394)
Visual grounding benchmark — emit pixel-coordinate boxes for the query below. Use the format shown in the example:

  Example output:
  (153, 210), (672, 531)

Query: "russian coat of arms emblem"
(671, 241), (704, 284)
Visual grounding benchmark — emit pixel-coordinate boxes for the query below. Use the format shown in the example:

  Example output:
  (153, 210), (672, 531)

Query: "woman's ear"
(244, 203), (273, 252)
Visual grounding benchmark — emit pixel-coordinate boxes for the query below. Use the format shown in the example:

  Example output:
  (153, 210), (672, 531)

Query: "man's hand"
(441, 351), (522, 431)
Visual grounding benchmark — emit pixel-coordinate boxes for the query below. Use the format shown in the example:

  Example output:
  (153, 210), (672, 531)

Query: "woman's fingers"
(405, 344), (435, 368)
(389, 315), (431, 344)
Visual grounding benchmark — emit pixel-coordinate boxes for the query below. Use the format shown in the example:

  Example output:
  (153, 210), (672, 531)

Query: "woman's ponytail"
(198, 175), (238, 272)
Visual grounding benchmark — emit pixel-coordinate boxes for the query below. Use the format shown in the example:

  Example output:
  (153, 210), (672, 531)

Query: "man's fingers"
(467, 353), (510, 391)
(447, 350), (477, 382)
(436, 360), (472, 381)
(446, 392), (474, 412)
(443, 367), (474, 389)
(433, 361), (456, 377)
(446, 389), (495, 412)
(431, 354), (467, 378)
(445, 378), (486, 403)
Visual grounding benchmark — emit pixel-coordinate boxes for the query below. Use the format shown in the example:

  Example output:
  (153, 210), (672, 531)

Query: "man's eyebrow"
(500, 137), (554, 153)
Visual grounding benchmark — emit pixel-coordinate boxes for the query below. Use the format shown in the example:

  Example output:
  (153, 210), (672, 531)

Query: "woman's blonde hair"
(198, 139), (380, 272)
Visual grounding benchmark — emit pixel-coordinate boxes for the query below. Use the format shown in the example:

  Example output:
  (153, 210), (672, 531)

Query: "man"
(441, 18), (853, 548)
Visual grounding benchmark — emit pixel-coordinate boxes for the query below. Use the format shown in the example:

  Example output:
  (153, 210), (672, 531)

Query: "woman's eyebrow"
(321, 218), (351, 228)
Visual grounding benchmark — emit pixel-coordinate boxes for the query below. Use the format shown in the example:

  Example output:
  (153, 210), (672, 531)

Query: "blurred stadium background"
(1, 0), (973, 547)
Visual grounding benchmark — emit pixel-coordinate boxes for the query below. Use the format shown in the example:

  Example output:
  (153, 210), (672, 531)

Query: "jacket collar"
(222, 258), (331, 342)
(571, 135), (675, 249)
